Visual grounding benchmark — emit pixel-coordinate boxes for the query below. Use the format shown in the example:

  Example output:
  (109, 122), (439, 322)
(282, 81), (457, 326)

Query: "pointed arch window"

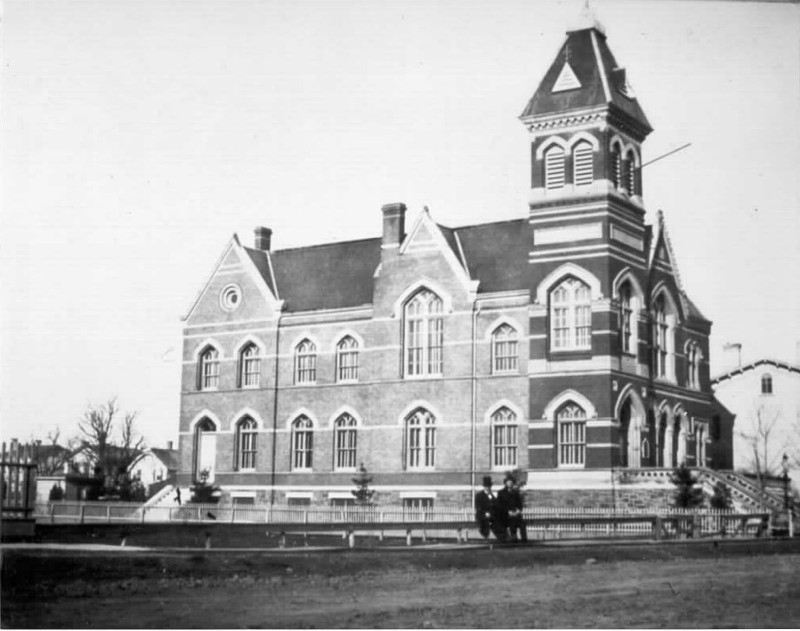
(610, 143), (622, 190)
(336, 336), (359, 382)
(572, 140), (594, 187)
(404, 289), (443, 377)
(291, 416), (314, 470)
(492, 324), (518, 373)
(405, 409), (436, 469)
(235, 417), (257, 470)
(686, 341), (701, 389)
(652, 294), (674, 380)
(294, 339), (317, 384)
(238, 343), (261, 388)
(333, 414), (357, 470)
(761, 373), (773, 395)
(544, 144), (566, 190)
(619, 282), (634, 354)
(557, 403), (586, 467)
(625, 149), (637, 195)
(550, 277), (592, 351)
(198, 346), (220, 390)
(491, 407), (518, 468)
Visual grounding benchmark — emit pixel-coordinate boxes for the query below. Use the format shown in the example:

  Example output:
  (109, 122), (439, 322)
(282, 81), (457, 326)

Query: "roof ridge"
(256, 236), (381, 254)
(711, 358), (800, 383)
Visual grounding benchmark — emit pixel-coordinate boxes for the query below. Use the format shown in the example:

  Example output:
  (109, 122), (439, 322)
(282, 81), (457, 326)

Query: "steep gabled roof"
(712, 359), (800, 385)
(265, 238), (382, 313)
(520, 26), (651, 135)
(148, 447), (179, 470)
(455, 219), (530, 294)
(239, 216), (530, 313)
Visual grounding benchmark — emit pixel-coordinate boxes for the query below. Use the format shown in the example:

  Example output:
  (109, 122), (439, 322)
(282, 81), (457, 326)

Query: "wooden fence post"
(50, 503), (56, 524)
(141, 506), (147, 524)
(406, 529), (412, 546)
(107, 504), (112, 524)
(80, 504), (86, 525)
(348, 530), (355, 549)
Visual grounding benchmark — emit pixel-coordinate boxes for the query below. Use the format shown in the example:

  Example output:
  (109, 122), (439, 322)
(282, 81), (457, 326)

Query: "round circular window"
(220, 284), (242, 311)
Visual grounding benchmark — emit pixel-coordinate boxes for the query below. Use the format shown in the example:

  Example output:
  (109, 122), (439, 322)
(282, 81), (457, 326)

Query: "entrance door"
(199, 433), (217, 482)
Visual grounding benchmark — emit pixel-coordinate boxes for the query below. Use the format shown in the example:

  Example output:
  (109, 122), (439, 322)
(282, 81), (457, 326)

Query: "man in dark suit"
(474, 475), (496, 540)
(498, 472), (527, 543)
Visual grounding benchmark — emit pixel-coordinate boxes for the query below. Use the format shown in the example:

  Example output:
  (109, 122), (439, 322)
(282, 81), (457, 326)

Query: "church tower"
(520, 11), (653, 303)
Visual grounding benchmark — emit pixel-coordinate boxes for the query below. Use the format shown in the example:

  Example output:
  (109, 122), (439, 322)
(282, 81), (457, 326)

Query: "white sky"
(2, 0), (799, 448)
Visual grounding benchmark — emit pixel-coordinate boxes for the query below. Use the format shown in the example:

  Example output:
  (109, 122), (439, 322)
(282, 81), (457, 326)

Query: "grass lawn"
(3, 539), (800, 628)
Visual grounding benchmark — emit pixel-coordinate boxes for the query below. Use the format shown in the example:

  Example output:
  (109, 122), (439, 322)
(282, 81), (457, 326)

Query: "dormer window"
(544, 145), (566, 190)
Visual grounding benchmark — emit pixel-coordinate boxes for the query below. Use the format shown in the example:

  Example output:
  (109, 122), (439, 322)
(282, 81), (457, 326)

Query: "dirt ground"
(4, 541), (800, 628)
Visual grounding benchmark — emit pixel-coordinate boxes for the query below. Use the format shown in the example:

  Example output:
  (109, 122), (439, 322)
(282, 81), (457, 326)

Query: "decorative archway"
(616, 387), (646, 468)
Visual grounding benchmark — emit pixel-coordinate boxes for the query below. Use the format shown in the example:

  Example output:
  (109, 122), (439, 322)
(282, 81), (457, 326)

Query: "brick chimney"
(254, 226), (272, 251)
(381, 203), (406, 247)
(167, 440), (174, 451)
(722, 343), (742, 371)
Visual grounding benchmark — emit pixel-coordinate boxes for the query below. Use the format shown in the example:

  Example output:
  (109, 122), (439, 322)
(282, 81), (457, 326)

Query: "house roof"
(520, 26), (651, 135)
(242, 217), (531, 313)
(712, 359), (800, 385)
(148, 447), (179, 470)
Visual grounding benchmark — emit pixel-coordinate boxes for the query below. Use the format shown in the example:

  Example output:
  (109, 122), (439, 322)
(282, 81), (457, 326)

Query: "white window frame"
(404, 289), (444, 378)
(333, 414), (358, 470)
(239, 343), (261, 388)
(557, 403), (587, 468)
(291, 416), (314, 471)
(294, 339), (317, 384)
(405, 409), (436, 470)
(235, 417), (258, 471)
(550, 277), (592, 351)
(491, 407), (518, 469)
(491, 324), (518, 374)
(199, 347), (220, 390)
(336, 336), (359, 383)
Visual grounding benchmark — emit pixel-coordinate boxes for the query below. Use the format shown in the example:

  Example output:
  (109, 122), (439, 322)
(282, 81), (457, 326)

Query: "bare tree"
(738, 402), (783, 491)
(35, 427), (79, 476)
(77, 398), (145, 487)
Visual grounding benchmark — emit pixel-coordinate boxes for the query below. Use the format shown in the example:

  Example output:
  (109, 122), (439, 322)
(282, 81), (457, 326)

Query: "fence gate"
(1, 440), (38, 540)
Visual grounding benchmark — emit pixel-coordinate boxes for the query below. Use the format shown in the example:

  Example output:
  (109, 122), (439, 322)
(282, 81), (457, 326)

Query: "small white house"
(128, 443), (179, 491)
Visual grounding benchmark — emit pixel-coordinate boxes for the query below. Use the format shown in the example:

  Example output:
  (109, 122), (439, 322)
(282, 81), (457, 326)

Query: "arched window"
(686, 342), (701, 389)
(625, 149), (637, 195)
(333, 414), (357, 469)
(572, 140), (594, 187)
(294, 339), (317, 384)
(405, 409), (436, 469)
(652, 294), (674, 379)
(550, 277), (592, 350)
(619, 282), (634, 354)
(193, 418), (217, 481)
(291, 416), (313, 470)
(761, 373), (773, 395)
(492, 324), (518, 373)
(610, 143), (622, 189)
(235, 417), (257, 470)
(491, 407), (518, 468)
(544, 144), (566, 190)
(198, 346), (220, 390)
(404, 289), (443, 377)
(557, 403), (586, 467)
(336, 336), (359, 382)
(238, 343), (261, 388)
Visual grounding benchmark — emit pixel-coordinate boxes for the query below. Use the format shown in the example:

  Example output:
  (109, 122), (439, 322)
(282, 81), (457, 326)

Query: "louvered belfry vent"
(544, 146), (566, 190)
(573, 142), (593, 186)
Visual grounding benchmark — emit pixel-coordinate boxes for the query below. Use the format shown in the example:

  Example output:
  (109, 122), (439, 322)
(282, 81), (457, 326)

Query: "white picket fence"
(35, 501), (771, 540)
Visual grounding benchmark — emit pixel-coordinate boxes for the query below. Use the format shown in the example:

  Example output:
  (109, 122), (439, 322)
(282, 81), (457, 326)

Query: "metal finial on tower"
(569, 0), (606, 35)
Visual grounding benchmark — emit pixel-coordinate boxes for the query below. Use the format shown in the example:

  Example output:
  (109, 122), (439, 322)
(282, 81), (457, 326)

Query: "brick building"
(176, 15), (732, 507)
